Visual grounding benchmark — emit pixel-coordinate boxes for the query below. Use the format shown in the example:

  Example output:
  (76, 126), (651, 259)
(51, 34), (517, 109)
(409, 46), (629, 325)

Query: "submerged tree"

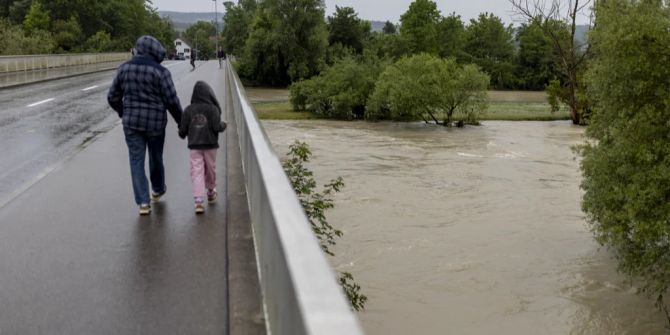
(367, 53), (489, 126)
(581, 0), (670, 324)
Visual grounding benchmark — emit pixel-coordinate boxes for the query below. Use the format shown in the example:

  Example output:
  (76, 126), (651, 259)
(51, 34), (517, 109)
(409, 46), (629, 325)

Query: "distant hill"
(160, 11), (388, 33)
(370, 21), (386, 32)
(575, 25), (589, 46)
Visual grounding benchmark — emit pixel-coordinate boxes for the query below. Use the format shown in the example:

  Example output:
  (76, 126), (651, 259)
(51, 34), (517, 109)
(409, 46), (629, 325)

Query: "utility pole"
(213, 0), (219, 54)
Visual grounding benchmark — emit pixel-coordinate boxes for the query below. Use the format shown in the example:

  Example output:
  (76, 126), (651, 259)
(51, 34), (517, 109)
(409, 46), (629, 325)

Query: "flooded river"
(262, 120), (667, 334)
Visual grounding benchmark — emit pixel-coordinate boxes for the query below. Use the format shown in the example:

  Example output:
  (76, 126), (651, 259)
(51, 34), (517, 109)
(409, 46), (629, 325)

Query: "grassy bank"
(246, 88), (570, 121)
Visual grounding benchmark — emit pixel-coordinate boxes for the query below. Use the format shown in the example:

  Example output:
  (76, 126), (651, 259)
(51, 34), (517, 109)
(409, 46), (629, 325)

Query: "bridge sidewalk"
(0, 61), (265, 334)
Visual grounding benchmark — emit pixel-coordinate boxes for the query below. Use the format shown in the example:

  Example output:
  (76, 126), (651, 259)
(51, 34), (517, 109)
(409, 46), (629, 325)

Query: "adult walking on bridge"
(217, 47), (226, 68)
(107, 35), (183, 215)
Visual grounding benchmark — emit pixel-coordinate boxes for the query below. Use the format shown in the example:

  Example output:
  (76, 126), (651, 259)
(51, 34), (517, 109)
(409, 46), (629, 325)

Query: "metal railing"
(223, 61), (364, 335)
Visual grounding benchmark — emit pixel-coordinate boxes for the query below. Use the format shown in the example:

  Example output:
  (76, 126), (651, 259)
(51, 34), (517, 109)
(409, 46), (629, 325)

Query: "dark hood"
(134, 35), (166, 63)
(191, 81), (221, 112)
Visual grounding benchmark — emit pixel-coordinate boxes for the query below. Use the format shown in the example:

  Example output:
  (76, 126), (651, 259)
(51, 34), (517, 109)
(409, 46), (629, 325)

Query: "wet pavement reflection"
(0, 61), (231, 334)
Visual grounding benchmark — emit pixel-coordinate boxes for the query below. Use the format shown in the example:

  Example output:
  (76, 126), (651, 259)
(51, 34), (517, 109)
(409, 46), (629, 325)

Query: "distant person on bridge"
(107, 35), (183, 215)
(190, 49), (197, 71)
(178, 81), (227, 214)
(217, 47), (226, 68)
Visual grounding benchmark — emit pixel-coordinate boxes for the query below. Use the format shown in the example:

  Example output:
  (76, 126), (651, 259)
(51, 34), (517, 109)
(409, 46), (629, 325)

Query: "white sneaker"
(151, 190), (166, 202)
(139, 204), (151, 215)
(195, 202), (205, 214)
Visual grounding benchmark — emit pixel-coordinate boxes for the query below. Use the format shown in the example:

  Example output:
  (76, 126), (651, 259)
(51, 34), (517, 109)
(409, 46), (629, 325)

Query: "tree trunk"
(426, 111), (440, 125)
(568, 0), (581, 125)
(568, 73), (581, 125)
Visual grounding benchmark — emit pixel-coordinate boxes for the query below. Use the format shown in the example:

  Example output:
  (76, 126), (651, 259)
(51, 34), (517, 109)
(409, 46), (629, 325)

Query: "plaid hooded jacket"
(108, 36), (183, 131)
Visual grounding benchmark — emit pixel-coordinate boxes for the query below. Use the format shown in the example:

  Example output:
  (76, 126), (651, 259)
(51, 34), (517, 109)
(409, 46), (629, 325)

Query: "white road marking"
(82, 85), (99, 91)
(27, 98), (55, 107)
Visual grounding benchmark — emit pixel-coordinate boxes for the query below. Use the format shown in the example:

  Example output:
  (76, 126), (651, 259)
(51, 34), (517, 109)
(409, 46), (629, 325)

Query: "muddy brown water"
(262, 120), (667, 335)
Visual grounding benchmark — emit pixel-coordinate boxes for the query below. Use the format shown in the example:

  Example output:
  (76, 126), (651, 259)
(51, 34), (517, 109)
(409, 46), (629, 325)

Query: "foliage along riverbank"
(248, 88), (570, 122)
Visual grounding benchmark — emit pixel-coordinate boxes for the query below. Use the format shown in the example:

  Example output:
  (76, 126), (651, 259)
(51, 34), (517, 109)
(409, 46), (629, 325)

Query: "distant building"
(174, 38), (192, 60)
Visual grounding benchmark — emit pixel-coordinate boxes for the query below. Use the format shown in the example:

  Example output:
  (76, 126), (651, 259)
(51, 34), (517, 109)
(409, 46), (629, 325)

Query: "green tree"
(0, 18), (54, 54)
(222, 0), (256, 56)
(1, 0), (177, 54)
(510, 0), (591, 124)
(145, 9), (176, 52)
(22, 1), (49, 34)
(52, 16), (82, 52)
(367, 54), (489, 125)
(183, 21), (217, 59)
(0, 0), (12, 17)
(580, 0), (670, 322)
(399, 0), (441, 55)
(382, 20), (396, 34)
(364, 31), (407, 60)
(84, 30), (112, 52)
(515, 18), (561, 90)
(463, 13), (516, 89)
(437, 13), (465, 60)
(8, 0), (30, 24)
(282, 141), (367, 311)
(290, 54), (387, 119)
(327, 6), (365, 54)
(241, 0), (328, 86)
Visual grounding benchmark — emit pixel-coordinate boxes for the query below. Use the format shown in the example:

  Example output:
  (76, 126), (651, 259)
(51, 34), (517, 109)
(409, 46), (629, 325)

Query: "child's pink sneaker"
(207, 189), (218, 203)
(195, 202), (205, 214)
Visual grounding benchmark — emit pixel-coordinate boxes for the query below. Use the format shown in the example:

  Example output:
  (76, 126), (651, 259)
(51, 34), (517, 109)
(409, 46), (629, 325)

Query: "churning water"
(263, 120), (667, 335)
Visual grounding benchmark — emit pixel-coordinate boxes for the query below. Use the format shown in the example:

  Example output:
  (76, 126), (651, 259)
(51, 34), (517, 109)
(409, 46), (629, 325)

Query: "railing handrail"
(0, 52), (129, 59)
(224, 61), (364, 335)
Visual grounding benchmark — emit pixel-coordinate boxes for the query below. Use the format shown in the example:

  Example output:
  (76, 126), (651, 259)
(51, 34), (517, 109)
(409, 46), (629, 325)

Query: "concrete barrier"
(223, 61), (364, 335)
(0, 53), (130, 73)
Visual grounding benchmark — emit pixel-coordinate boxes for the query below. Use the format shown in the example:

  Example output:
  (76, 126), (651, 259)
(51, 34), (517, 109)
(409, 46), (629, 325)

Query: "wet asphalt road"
(0, 61), (235, 334)
(0, 61), (188, 207)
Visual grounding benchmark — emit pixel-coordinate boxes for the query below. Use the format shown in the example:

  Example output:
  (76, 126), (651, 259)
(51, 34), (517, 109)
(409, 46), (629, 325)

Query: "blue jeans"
(123, 127), (166, 205)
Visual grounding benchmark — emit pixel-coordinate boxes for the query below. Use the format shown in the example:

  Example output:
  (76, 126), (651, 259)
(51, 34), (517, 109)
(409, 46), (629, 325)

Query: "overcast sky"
(153, 0), (592, 25)
(153, 0), (521, 24)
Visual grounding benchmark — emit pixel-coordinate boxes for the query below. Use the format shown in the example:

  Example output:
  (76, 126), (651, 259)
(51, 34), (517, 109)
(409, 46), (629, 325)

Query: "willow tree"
(366, 54), (489, 126)
(581, 0), (670, 322)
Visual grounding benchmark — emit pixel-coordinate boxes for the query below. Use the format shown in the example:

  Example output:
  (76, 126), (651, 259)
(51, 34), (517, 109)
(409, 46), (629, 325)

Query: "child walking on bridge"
(179, 81), (227, 214)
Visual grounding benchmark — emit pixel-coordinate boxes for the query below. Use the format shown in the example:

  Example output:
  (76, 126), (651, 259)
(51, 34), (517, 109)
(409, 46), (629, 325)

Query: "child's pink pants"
(189, 149), (217, 201)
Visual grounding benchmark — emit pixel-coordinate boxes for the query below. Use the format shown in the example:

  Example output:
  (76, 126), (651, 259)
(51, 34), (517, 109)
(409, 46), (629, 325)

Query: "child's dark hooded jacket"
(178, 81), (227, 149)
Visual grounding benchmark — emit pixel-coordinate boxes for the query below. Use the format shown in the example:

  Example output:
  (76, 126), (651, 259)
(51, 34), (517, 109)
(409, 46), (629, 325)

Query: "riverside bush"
(366, 53), (489, 125)
(581, 0), (670, 321)
(290, 54), (387, 119)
